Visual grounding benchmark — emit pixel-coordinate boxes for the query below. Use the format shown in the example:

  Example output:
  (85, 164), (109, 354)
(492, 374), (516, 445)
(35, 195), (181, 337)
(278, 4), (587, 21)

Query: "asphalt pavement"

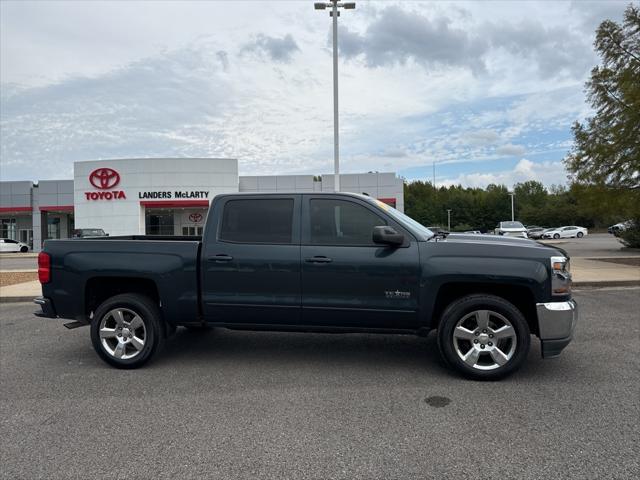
(0, 254), (37, 271)
(1, 288), (639, 479)
(539, 232), (639, 258)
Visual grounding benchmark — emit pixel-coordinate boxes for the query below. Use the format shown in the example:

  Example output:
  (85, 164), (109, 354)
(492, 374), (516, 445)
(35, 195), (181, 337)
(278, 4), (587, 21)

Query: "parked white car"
(0, 238), (30, 253)
(494, 221), (528, 238)
(542, 226), (588, 239)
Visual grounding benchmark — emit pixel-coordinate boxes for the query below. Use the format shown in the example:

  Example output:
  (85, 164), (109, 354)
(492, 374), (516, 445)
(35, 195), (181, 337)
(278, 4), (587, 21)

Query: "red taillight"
(38, 252), (51, 284)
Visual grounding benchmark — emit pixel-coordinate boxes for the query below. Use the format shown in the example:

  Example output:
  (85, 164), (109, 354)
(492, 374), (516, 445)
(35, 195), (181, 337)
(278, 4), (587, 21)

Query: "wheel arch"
(85, 276), (160, 319)
(430, 282), (538, 336)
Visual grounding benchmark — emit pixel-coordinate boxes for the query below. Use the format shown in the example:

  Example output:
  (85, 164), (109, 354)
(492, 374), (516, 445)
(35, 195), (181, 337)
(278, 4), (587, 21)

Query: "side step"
(64, 321), (87, 330)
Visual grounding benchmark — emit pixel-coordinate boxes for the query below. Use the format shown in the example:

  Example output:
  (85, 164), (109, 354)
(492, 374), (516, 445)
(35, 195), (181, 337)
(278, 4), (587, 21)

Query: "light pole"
(447, 209), (452, 231)
(314, 1), (356, 192)
(508, 192), (515, 221)
(432, 160), (436, 188)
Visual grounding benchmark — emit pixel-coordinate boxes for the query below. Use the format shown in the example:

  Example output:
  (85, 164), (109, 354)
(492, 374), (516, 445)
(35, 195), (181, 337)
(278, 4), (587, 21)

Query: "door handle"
(305, 256), (332, 264)
(208, 254), (233, 263)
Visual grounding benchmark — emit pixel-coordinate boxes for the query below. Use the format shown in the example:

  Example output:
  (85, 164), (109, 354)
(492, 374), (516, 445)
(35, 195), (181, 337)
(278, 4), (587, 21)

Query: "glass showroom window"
(1, 218), (17, 240)
(47, 217), (61, 239)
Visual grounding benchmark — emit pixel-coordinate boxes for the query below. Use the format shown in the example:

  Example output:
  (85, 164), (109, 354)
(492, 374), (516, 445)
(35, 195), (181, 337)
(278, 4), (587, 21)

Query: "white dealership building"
(1, 157), (404, 251)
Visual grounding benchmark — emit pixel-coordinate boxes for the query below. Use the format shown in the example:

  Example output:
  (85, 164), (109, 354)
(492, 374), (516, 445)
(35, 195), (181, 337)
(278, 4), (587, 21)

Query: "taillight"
(38, 252), (51, 284)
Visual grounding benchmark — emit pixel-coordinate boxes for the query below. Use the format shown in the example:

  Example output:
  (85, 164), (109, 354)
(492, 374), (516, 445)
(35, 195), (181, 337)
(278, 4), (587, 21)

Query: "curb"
(0, 296), (37, 304)
(573, 280), (640, 288)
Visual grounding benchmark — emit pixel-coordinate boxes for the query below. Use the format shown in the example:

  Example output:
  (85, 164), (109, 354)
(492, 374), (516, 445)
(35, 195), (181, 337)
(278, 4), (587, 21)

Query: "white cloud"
(440, 159), (568, 189)
(495, 143), (526, 156)
(465, 129), (501, 145)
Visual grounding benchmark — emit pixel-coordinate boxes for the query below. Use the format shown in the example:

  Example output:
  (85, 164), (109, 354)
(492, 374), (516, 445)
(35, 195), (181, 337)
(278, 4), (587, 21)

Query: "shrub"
(618, 219), (640, 248)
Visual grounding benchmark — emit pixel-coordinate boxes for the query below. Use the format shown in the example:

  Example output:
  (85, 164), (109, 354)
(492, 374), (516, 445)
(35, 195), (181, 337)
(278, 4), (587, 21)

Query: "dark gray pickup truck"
(35, 192), (577, 379)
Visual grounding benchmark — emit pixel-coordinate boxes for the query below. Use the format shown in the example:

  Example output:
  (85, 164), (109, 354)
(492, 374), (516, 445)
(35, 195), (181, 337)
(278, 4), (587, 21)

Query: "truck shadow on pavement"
(157, 327), (446, 372)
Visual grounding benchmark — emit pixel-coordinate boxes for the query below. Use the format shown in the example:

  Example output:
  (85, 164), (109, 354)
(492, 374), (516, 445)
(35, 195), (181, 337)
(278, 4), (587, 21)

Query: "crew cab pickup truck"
(35, 193), (577, 379)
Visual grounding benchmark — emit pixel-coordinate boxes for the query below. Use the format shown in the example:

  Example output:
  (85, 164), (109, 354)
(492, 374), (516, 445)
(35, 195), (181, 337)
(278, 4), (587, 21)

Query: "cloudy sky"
(0, 0), (628, 187)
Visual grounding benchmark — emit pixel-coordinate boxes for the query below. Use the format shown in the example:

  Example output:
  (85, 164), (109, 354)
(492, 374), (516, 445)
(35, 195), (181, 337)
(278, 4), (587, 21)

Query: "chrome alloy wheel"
(98, 308), (147, 360)
(452, 310), (517, 371)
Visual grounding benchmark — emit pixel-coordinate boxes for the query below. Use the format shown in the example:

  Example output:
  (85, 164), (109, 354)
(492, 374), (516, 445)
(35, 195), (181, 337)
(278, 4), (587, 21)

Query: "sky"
(0, 0), (629, 188)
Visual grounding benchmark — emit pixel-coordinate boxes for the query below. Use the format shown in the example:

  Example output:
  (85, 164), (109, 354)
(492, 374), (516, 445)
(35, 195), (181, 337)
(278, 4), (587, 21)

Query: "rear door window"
(220, 199), (294, 244)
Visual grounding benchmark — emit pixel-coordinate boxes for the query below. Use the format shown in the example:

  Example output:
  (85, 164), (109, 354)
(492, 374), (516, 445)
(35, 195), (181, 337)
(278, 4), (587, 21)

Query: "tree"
(565, 4), (640, 190)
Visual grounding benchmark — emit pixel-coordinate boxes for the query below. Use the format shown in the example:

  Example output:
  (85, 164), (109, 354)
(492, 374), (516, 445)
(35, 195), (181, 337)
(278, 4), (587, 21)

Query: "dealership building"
(0, 157), (404, 251)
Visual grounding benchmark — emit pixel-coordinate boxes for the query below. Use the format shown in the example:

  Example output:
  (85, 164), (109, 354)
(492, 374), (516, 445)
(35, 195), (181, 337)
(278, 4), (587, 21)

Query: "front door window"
(309, 199), (386, 246)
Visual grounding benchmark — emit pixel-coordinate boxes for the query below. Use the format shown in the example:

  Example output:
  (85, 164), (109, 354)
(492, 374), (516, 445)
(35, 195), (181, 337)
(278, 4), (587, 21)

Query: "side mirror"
(372, 226), (404, 246)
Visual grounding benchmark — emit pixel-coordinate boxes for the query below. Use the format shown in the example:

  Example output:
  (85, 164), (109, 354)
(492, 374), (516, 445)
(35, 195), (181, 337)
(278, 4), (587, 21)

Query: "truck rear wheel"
(90, 293), (164, 369)
(437, 294), (530, 380)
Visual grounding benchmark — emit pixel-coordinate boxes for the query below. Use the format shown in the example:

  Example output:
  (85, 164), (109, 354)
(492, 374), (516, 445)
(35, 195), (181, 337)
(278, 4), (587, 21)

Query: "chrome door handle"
(305, 256), (332, 263)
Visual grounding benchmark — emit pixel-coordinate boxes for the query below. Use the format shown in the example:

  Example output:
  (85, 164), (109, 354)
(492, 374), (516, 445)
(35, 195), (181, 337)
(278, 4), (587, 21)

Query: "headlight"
(550, 256), (571, 295)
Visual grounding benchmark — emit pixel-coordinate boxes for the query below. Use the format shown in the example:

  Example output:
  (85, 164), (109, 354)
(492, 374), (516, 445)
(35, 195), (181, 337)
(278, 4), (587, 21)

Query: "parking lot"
(1, 288), (638, 479)
(539, 232), (639, 258)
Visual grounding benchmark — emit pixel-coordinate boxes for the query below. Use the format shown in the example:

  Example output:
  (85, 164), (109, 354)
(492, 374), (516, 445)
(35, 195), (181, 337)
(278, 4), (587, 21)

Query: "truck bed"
(41, 238), (202, 324)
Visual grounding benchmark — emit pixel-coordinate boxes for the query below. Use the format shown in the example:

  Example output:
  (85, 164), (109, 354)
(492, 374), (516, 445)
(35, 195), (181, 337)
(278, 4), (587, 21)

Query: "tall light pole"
(432, 160), (436, 188)
(508, 192), (515, 221)
(314, 1), (356, 192)
(447, 209), (452, 231)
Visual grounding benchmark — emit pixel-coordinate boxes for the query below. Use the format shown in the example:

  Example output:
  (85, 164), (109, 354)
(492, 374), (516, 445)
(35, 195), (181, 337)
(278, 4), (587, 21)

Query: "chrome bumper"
(536, 300), (578, 358)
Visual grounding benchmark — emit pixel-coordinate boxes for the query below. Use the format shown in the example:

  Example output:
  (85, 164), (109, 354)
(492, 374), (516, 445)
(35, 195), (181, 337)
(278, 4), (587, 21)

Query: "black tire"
(553, 233), (560, 239)
(90, 293), (165, 369)
(577, 232), (584, 238)
(20, 246), (28, 253)
(437, 294), (531, 380)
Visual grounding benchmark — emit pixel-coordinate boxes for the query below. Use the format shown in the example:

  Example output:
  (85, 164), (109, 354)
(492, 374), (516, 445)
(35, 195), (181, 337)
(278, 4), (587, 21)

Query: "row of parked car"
(526, 225), (588, 239)
(0, 229), (108, 254)
(466, 221), (589, 240)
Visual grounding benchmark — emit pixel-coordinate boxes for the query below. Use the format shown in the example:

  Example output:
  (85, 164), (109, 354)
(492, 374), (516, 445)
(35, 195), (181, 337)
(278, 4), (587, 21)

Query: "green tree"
(565, 4), (640, 189)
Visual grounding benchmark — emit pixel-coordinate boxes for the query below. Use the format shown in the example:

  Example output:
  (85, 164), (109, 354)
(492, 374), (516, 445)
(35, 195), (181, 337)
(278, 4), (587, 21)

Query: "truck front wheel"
(437, 294), (530, 380)
(90, 293), (165, 369)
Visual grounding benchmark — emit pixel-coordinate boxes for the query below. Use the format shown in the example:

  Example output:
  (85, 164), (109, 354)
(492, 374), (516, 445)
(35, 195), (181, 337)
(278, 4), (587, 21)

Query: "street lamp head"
(342, 2), (356, 9)
(314, 3), (327, 10)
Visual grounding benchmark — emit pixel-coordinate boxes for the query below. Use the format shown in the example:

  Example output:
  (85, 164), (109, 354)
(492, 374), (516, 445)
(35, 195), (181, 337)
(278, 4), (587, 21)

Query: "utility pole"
(447, 209), (452, 231)
(314, 1), (356, 192)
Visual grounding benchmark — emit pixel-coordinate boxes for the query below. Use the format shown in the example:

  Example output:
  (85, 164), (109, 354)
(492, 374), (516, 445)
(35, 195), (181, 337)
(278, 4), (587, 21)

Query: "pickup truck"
(35, 192), (577, 379)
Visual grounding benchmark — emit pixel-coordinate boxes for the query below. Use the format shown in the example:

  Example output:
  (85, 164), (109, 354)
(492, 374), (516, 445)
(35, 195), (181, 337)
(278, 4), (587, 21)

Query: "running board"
(63, 321), (87, 330)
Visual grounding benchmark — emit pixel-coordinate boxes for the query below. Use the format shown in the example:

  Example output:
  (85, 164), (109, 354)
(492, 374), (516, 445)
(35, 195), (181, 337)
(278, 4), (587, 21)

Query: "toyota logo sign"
(189, 213), (203, 223)
(89, 168), (120, 189)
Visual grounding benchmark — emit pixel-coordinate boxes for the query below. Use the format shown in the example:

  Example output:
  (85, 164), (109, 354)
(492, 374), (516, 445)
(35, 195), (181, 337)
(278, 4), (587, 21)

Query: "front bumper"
(536, 300), (578, 358)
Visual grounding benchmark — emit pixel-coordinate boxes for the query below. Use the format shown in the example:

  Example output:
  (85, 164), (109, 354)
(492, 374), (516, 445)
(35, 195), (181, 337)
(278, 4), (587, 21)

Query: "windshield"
(500, 221), (524, 229)
(367, 198), (434, 239)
